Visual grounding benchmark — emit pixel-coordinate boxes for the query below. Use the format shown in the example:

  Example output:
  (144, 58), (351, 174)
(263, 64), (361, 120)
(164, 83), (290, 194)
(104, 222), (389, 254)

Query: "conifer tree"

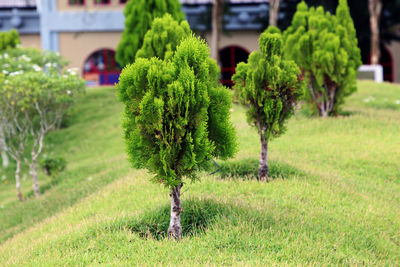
(116, 0), (184, 67)
(136, 14), (191, 61)
(117, 35), (236, 239)
(233, 30), (303, 181)
(283, 0), (361, 116)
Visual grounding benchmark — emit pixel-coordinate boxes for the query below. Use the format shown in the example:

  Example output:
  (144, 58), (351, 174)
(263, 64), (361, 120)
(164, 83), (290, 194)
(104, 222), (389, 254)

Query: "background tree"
(269, 0), (282, 26)
(0, 48), (84, 200)
(368, 0), (382, 65)
(233, 30), (303, 181)
(117, 34), (236, 239)
(283, 0), (361, 117)
(210, 0), (224, 62)
(116, 0), (184, 67)
(0, 29), (20, 168)
(135, 14), (191, 61)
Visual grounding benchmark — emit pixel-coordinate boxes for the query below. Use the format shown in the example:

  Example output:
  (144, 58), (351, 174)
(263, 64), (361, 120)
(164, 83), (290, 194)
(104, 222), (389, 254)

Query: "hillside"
(0, 81), (399, 265)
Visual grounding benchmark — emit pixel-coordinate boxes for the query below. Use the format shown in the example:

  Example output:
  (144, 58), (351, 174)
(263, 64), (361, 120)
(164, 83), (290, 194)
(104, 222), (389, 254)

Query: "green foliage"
(40, 157), (66, 176)
(233, 30), (304, 141)
(0, 30), (20, 51)
(0, 47), (68, 75)
(116, 0), (184, 67)
(136, 14), (191, 61)
(0, 71), (84, 120)
(0, 46), (85, 182)
(283, 0), (362, 116)
(117, 35), (236, 187)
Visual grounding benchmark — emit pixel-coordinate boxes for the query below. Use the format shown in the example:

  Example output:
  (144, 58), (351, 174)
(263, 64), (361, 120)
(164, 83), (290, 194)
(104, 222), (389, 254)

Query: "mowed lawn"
(0, 81), (399, 265)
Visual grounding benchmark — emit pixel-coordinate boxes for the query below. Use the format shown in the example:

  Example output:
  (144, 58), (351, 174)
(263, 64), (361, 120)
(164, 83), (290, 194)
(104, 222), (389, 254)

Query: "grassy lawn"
(0, 81), (399, 265)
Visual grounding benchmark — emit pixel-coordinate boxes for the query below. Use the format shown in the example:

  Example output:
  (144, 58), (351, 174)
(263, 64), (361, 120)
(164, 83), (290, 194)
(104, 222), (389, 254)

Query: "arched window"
(219, 46), (249, 87)
(83, 49), (121, 85)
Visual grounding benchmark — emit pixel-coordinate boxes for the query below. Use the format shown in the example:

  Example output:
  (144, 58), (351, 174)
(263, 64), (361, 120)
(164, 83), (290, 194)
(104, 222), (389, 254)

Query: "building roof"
(0, 0), (36, 7)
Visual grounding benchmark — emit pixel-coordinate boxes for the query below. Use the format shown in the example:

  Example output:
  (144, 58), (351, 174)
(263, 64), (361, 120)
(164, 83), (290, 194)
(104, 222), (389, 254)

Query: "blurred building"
(0, 0), (399, 84)
(0, 0), (270, 86)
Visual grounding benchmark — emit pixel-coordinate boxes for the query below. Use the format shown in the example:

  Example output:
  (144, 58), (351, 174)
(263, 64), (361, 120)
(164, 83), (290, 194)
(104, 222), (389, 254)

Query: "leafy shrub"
(0, 29), (20, 50)
(40, 157), (67, 176)
(0, 34), (85, 200)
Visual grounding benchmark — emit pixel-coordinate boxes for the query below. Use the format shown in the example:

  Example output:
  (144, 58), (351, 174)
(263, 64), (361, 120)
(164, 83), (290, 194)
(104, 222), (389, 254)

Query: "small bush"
(40, 157), (67, 176)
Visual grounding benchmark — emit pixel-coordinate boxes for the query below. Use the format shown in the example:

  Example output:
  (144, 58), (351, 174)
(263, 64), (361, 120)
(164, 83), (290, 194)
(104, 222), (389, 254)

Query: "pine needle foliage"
(116, 0), (184, 67)
(233, 30), (304, 180)
(283, 0), (361, 117)
(117, 35), (236, 187)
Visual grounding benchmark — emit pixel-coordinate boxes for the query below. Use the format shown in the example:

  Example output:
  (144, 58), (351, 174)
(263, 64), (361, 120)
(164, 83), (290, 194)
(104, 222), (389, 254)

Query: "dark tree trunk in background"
(168, 183), (183, 240)
(269, 0), (281, 27)
(211, 0), (224, 63)
(368, 0), (382, 65)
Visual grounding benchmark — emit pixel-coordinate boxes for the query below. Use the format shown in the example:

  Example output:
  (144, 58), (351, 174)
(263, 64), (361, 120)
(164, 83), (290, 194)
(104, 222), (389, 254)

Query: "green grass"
(0, 80), (399, 265)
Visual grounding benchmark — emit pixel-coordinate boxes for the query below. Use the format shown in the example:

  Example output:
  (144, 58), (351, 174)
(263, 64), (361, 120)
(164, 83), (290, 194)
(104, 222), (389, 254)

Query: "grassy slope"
(0, 81), (399, 265)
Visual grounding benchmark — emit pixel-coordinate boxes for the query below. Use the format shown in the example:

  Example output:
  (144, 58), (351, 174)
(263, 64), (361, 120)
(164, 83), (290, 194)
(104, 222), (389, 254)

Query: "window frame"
(94, 0), (111, 5)
(69, 0), (85, 5)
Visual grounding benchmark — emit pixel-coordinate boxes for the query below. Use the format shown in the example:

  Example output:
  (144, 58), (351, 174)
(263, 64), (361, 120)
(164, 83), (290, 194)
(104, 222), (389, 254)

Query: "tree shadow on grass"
(107, 198), (271, 240)
(216, 158), (305, 180)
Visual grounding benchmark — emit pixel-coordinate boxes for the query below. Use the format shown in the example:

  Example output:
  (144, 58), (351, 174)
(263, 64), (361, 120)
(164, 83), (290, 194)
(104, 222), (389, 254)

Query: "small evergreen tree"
(117, 35), (236, 239)
(233, 30), (304, 181)
(283, 0), (361, 117)
(136, 15), (236, 159)
(116, 0), (184, 67)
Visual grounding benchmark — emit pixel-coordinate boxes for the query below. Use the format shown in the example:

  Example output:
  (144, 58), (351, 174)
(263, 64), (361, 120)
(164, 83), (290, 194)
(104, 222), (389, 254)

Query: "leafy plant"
(0, 29), (20, 51)
(0, 41), (85, 201)
(233, 30), (304, 181)
(40, 157), (67, 176)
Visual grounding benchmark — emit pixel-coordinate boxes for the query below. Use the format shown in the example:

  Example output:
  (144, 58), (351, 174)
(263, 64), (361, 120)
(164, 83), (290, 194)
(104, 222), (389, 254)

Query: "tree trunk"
(258, 132), (269, 181)
(1, 150), (9, 168)
(30, 158), (40, 197)
(0, 128), (9, 168)
(211, 0), (223, 63)
(368, 0), (382, 65)
(168, 183), (183, 240)
(15, 159), (23, 202)
(269, 0), (281, 27)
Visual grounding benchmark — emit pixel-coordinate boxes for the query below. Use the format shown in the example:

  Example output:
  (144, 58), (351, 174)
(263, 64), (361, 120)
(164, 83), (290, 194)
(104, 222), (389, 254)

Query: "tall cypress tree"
(116, 0), (184, 67)
(117, 18), (236, 238)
